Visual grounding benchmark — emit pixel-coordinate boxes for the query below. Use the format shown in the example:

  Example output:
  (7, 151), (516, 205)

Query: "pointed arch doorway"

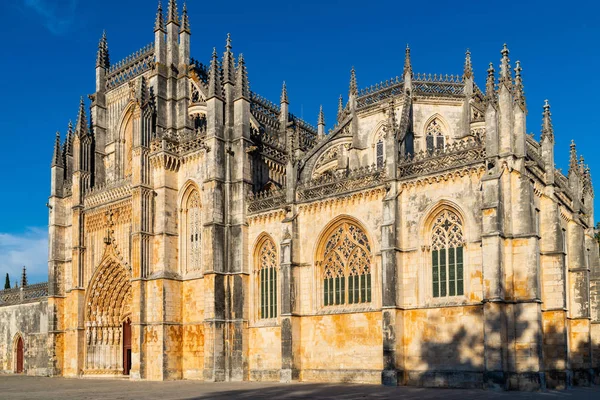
(84, 255), (132, 377)
(15, 336), (24, 373)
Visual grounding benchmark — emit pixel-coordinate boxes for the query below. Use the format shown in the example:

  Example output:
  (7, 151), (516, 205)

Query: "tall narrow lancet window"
(376, 139), (384, 169)
(321, 220), (372, 306)
(426, 118), (445, 153)
(186, 190), (202, 272)
(431, 210), (464, 298)
(256, 236), (278, 319)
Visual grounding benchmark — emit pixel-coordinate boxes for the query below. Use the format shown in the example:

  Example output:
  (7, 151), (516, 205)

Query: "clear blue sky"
(0, 0), (598, 284)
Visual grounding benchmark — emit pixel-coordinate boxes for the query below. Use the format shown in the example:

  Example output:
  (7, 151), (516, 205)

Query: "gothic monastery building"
(1, 1), (600, 390)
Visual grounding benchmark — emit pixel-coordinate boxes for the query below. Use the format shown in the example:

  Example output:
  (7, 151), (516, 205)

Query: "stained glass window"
(257, 237), (278, 319)
(431, 210), (464, 298)
(322, 221), (372, 306)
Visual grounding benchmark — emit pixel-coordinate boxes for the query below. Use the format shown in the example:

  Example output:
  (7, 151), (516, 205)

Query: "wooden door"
(15, 337), (23, 373)
(122, 320), (131, 375)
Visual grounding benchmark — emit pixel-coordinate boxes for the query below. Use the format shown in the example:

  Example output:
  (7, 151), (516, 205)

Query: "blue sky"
(0, 0), (598, 284)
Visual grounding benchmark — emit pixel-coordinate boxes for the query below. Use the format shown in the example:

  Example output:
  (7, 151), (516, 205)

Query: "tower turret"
(512, 59), (527, 158)
(497, 44), (514, 155)
(348, 67), (357, 110)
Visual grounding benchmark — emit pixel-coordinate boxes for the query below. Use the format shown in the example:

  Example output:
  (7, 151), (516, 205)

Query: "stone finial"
(579, 155), (586, 175)
(75, 97), (89, 137)
(52, 131), (63, 168)
(208, 48), (223, 100)
(403, 44), (413, 78)
(167, 0), (179, 25)
(337, 94), (344, 123)
(281, 81), (289, 104)
(21, 266), (27, 287)
(463, 49), (473, 80)
(318, 105), (325, 126)
(154, 1), (166, 32)
(485, 62), (496, 100)
(349, 67), (357, 97)
(180, 3), (190, 34)
(541, 100), (553, 142)
(513, 60), (526, 109)
(223, 33), (235, 85)
(235, 53), (249, 100)
(499, 43), (512, 86)
(96, 31), (109, 69)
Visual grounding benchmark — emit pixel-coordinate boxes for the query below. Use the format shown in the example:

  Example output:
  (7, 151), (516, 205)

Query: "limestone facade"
(2, 1), (600, 390)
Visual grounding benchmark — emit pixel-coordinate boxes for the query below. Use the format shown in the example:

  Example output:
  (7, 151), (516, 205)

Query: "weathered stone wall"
(0, 300), (49, 376)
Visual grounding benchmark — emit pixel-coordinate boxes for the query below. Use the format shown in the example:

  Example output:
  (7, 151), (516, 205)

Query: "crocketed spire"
(235, 53), (249, 100)
(463, 49), (473, 80)
(541, 100), (553, 142)
(167, 0), (179, 25)
(180, 3), (190, 34)
(499, 43), (512, 87)
(403, 44), (413, 78)
(222, 33), (235, 85)
(513, 60), (526, 109)
(208, 48), (223, 100)
(21, 266), (27, 287)
(75, 97), (89, 137)
(569, 140), (579, 177)
(349, 67), (357, 97)
(65, 121), (74, 156)
(281, 81), (289, 104)
(96, 31), (109, 69)
(485, 62), (496, 101)
(52, 131), (63, 167)
(318, 105), (325, 126)
(337, 95), (344, 123)
(154, 1), (166, 32)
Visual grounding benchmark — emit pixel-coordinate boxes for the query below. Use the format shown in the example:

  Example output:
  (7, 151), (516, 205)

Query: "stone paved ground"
(1, 375), (599, 400)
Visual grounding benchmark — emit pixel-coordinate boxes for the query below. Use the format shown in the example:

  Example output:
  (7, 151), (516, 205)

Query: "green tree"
(4, 273), (10, 290)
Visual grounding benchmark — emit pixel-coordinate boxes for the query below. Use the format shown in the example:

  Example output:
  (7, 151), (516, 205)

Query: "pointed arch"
(253, 233), (278, 319)
(315, 216), (373, 307)
(84, 254), (131, 375)
(368, 120), (387, 169)
(421, 204), (466, 298)
(116, 101), (140, 178)
(423, 113), (449, 153)
(12, 332), (24, 373)
(179, 181), (202, 275)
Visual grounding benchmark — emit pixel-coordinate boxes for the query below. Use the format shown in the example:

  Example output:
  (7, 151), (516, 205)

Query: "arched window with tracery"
(426, 119), (445, 153)
(320, 220), (372, 306)
(376, 139), (384, 169)
(184, 189), (202, 273)
(431, 210), (464, 298)
(256, 236), (278, 319)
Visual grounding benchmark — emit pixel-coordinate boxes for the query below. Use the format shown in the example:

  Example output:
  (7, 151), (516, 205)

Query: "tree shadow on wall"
(412, 302), (596, 391)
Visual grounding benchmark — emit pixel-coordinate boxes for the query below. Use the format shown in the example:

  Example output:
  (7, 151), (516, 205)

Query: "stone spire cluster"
(223, 33), (235, 85)
(167, 0), (179, 25)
